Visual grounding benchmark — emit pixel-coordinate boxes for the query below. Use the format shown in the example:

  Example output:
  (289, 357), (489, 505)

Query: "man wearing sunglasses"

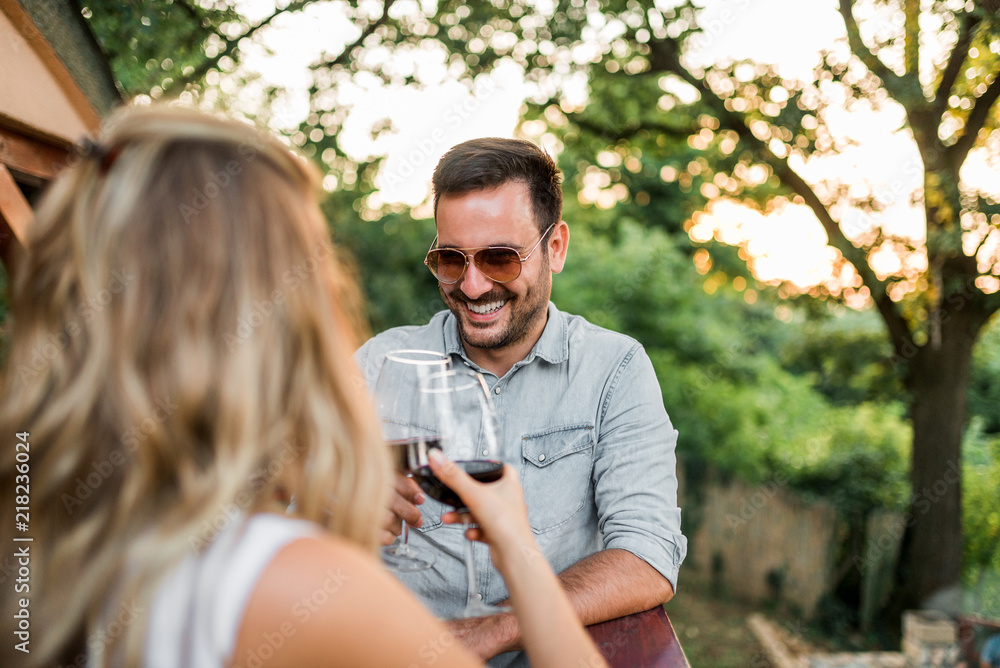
(356, 138), (686, 666)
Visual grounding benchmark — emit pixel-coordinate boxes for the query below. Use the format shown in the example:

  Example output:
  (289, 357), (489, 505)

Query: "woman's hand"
(426, 450), (608, 668)
(427, 450), (533, 562)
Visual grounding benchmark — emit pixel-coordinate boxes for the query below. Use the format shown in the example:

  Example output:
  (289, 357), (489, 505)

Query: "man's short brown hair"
(432, 137), (562, 234)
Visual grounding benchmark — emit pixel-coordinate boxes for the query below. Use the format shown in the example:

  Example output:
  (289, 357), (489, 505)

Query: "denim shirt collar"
(442, 302), (569, 376)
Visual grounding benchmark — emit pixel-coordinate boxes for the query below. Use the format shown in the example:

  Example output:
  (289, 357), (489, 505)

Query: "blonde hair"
(0, 106), (389, 667)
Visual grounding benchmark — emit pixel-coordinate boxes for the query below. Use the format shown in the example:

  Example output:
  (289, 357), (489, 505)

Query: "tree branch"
(316, 0), (398, 69)
(933, 13), (980, 119)
(838, 0), (908, 99)
(984, 287), (1000, 317)
(970, 227), (996, 260)
(904, 0), (920, 81)
(161, 0), (323, 97)
(647, 36), (915, 354)
(171, 0), (204, 22)
(946, 74), (1000, 170)
(570, 116), (700, 143)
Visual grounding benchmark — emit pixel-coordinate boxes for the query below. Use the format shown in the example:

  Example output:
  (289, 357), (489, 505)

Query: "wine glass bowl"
(373, 349), (450, 572)
(418, 367), (510, 618)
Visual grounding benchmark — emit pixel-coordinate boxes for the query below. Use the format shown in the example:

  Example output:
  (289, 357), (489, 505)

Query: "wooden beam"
(0, 163), (32, 242)
(0, 163), (31, 275)
(0, 120), (73, 183)
(0, 0), (103, 133)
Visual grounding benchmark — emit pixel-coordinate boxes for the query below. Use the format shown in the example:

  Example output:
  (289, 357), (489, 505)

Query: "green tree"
(609, 1), (1000, 613)
(306, 0), (998, 614)
(79, 0), (999, 616)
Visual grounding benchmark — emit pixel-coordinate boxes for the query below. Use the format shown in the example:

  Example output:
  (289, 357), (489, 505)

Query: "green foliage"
(81, 0), (241, 98)
(779, 311), (903, 406)
(779, 403), (911, 517)
(551, 220), (911, 517)
(326, 200), (442, 334)
(78, 0), (1000, 623)
(969, 315), (1000, 435)
(962, 421), (1000, 616)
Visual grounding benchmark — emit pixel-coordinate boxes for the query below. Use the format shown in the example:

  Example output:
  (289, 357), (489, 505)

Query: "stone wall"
(679, 467), (843, 617)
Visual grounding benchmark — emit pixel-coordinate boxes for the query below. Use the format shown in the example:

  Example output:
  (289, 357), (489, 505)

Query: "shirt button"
(538, 454), (546, 462)
(494, 386), (501, 395)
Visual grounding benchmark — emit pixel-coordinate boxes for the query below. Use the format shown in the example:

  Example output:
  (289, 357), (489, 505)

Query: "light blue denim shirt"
(356, 303), (686, 666)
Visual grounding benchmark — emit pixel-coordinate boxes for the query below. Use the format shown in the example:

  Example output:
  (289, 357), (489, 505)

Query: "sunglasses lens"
(428, 249), (467, 283)
(427, 247), (523, 284)
(474, 248), (521, 282)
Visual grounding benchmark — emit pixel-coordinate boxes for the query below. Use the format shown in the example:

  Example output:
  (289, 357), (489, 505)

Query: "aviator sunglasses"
(424, 223), (555, 284)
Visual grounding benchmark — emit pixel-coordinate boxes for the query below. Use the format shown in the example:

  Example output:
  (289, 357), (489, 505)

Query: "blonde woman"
(0, 107), (605, 668)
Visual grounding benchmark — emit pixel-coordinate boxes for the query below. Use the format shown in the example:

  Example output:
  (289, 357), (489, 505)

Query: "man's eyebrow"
(436, 240), (524, 250)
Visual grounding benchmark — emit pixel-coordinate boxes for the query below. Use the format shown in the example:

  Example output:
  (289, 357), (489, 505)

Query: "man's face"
(434, 181), (554, 354)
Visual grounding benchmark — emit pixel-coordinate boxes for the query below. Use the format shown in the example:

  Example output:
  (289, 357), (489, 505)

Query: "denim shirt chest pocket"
(520, 424), (595, 533)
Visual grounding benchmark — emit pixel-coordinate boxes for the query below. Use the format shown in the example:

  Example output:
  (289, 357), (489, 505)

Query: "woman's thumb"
(428, 449), (469, 492)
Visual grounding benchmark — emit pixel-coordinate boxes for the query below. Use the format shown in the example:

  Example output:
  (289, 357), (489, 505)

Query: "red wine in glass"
(420, 366), (510, 618)
(374, 349), (449, 572)
(411, 460), (504, 511)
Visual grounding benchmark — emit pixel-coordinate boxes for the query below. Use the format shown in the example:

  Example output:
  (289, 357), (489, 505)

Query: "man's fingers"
(380, 529), (397, 546)
(394, 473), (425, 504)
(390, 492), (423, 527)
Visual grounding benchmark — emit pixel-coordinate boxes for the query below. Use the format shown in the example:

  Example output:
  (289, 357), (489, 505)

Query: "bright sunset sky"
(213, 0), (997, 295)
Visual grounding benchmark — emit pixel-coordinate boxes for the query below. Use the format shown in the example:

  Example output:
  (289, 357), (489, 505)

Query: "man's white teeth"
(469, 300), (505, 314)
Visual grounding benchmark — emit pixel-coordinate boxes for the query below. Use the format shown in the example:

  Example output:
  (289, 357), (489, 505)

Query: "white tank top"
(143, 513), (318, 668)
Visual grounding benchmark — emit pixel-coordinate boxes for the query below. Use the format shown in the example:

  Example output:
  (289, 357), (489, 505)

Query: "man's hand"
(380, 473), (425, 546)
(444, 613), (520, 660)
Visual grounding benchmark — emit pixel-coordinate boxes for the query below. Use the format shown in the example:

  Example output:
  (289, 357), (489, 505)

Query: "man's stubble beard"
(443, 257), (552, 353)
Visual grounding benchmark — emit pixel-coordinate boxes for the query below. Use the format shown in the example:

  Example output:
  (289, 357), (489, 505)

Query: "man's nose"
(459, 258), (494, 300)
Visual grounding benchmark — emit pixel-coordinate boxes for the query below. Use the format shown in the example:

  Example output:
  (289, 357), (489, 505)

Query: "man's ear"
(548, 221), (569, 274)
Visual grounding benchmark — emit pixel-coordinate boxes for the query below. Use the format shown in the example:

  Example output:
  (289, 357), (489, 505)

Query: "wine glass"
(416, 367), (511, 618)
(373, 349), (450, 572)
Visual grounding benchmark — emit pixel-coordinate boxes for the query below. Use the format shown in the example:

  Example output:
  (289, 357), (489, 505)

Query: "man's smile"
(467, 299), (507, 315)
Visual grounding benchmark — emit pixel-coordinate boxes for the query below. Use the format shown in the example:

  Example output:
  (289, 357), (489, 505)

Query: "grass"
(666, 570), (774, 667)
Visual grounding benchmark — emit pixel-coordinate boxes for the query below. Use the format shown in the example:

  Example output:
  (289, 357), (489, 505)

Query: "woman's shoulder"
(233, 525), (479, 668)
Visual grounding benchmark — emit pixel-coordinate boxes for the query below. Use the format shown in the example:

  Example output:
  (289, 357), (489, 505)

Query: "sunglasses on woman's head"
(424, 223), (555, 285)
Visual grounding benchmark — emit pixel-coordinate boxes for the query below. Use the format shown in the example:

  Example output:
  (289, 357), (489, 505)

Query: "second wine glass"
(373, 349), (450, 572)
(416, 367), (511, 618)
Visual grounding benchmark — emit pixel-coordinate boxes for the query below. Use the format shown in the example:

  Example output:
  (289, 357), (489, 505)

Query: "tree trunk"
(899, 309), (978, 611)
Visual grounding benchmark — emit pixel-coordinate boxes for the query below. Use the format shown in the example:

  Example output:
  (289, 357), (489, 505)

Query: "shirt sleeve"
(591, 344), (687, 592)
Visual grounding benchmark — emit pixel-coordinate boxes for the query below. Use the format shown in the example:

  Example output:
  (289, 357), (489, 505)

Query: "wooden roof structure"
(0, 0), (120, 273)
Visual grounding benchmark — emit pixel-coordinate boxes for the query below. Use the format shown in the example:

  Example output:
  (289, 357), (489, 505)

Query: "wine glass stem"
(463, 523), (479, 605)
